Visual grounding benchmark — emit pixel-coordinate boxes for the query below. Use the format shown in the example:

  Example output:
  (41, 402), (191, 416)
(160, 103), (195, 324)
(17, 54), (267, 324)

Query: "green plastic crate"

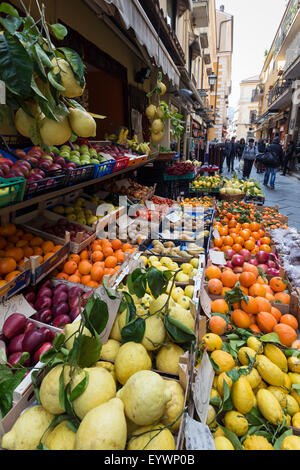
(0, 177), (26, 208)
(163, 171), (195, 181)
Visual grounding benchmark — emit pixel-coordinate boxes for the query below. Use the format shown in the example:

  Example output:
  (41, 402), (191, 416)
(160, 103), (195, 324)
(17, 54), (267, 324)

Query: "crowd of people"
(220, 135), (297, 190)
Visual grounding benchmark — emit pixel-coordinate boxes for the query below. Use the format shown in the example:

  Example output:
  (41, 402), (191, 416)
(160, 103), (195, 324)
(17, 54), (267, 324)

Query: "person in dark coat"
(237, 138), (245, 161)
(263, 136), (284, 189)
(224, 137), (237, 172)
(256, 138), (266, 174)
(281, 140), (295, 176)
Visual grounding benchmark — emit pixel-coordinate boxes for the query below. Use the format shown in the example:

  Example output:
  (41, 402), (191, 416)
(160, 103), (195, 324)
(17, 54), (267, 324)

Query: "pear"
(68, 108), (97, 138)
(1, 406), (54, 450)
(75, 398), (127, 450)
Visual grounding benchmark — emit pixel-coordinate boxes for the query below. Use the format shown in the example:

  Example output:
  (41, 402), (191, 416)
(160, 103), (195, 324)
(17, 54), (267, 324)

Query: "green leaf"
(164, 316), (195, 345)
(35, 43), (53, 69)
(220, 426), (243, 450)
(31, 75), (47, 101)
(66, 98), (86, 111)
(226, 368), (240, 383)
(60, 47), (85, 88)
(223, 381), (233, 411)
(121, 317), (146, 344)
(0, 3), (20, 18)
(102, 279), (118, 299)
(50, 23), (68, 40)
(274, 428), (293, 450)
(39, 347), (57, 364)
(36, 443), (50, 450)
(31, 370), (41, 405)
(83, 297), (109, 336)
(53, 333), (66, 350)
(210, 395), (222, 408)
(69, 370), (89, 402)
(66, 420), (78, 433)
(0, 15), (22, 35)
(292, 384), (300, 397)
(59, 366), (66, 411)
(245, 407), (265, 426)
(260, 333), (281, 344)
(0, 369), (27, 418)
(48, 70), (66, 92)
(0, 32), (33, 97)
(75, 334), (102, 369)
(167, 315), (196, 337)
(147, 267), (169, 299)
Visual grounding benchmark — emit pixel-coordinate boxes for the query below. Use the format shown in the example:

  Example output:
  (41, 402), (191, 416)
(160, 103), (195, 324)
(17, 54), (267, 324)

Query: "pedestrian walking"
(237, 138), (245, 162)
(281, 140), (295, 176)
(242, 138), (257, 179)
(256, 138), (266, 174)
(225, 137), (237, 172)
(219, 141), (226, 174)
(263, 136), (283, 190)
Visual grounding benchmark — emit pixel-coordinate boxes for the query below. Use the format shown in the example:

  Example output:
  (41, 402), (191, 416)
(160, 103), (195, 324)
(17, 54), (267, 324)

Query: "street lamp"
(208, 72), (217, 90)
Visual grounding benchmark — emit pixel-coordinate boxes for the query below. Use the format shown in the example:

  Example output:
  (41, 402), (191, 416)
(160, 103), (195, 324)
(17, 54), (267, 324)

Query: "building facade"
(236, 75), (260, 141)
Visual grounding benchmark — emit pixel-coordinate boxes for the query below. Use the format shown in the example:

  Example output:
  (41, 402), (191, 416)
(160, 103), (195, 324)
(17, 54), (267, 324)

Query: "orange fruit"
(232, 244), (243, 253)
(243, 263), (259, 278)
(103, 247), (114, 258)
(256, 296), (271, 313)
(5, 270), (22, 282)
(221, 270), (237, 288)
(23, 233), (34, 241)
(240, 229), (251, 241)
(0, 280), (8, 288)
(269, 277), (286, 293)
(91, 251), (104, 263)
(222, 287), (231, 296)
(250, 222), (260, 232)
(0, 223), (16, 237)
(87, 280), (99, 289)
(44, 252), (55, 261)
(211, 299), (229, 315)
(208, 279), (223, 295)
(249, 283), (266, 298)
(223, 236), (234, 247)
(111, 239), (122, 251)
(244, 240), (255, 251)
(0, 257), (17, 275)
(42, 240), (55, 254)
(5, 247), (24, 263)
(257, 311), (278, 333)
(104, 268), (115, 276)
(261, 237), (271, 245)
(273, 323), (297, 347)
(270, 306), (282, 323)
(240, 296), (259, 315)
(64, 260), (78, 275)
(280, 314), (298, 331)
(231, 309), (251, 329)
(205, 266), (222, 280)
(0, 237), (7, 250)
(214, 238), (224, 248)
(265, 293), (275, 302)
(91, 265), (104, 282)
(30, 236), (43, 247)
(33, 246), (43, 256)
(122, 243), (132, 252)
(249, 324), (261, 334)
(69, 254), (80, 265)
(260, 244), (271, 253)
(68, 275), (81, 284)
(16, 239), (28, 249)
(105, 256), (118, 269)
(274, 292), (290, 305)
(239, 272), (257, 288)
(115, 250), (125, 264)
(53, 245), (63, 253)
(56, 273), (69, 280)
(23, 246), (34, 258)
(78, 260), (92, 276)
(81, 275), (92, 286)
(209, 315), (227, 335)
(235, 236), (244, 246)
(80, 249), (89, 260)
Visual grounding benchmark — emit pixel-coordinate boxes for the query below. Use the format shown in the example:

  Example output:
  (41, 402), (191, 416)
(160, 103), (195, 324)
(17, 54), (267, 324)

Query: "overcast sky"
(216, 0), (288, 110)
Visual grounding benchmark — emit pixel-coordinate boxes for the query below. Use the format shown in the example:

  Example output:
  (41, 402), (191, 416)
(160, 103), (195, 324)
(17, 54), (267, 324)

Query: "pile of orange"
(261, 206), (288, 230)
(0, 223), (63, 287)
(54, 238), (136, 289)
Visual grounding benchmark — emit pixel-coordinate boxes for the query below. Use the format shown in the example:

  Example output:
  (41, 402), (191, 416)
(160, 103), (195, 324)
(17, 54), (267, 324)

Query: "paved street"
(222, 161), (300, 230)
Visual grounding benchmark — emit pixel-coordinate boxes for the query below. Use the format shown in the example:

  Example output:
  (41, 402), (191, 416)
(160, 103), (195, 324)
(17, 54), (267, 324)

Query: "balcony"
(284, 31), (300, 78)
(267, 78), (293, 108)
(251, 84), (265, 102)
(274, 0), (300, 58)
(192, 0), (209, 28)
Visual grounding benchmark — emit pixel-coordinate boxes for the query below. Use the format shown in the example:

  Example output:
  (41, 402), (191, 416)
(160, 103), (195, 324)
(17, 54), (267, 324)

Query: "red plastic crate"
(113, 156), (130, 172)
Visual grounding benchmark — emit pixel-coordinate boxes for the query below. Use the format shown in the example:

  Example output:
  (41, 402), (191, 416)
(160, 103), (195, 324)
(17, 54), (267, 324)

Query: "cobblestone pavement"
(222, 159), (300, 230)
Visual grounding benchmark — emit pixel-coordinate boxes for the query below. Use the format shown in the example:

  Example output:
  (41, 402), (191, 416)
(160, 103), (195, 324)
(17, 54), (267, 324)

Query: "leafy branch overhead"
(0, 1), (89, 149)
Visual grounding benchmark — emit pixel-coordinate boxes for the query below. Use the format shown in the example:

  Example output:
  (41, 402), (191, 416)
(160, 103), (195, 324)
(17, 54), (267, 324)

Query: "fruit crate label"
(0, 295), (36, 331)
(209, 249), (226, 266)
(184, 414), (216, 450)
(193, 351), (215, 425)
(0, 80), (5, 104)
(200, 285), (211, 318)
(213, 227), (220, 239)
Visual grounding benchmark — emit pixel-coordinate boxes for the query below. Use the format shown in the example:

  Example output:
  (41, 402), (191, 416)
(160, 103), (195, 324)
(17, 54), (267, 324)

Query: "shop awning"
(85, 0), (181, 86)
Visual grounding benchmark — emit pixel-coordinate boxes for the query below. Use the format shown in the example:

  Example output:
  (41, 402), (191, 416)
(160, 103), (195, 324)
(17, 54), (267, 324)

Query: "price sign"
(200, 285), (211, 318)
(213, 227), (220, 239)
(0, 80), (6, 104)
(194, 351), (215, 424)
(184, 414), (216, 450)
(166, 212), (182, 223)
(96, 286), (122, 344)
(0, 295), (36, 331)
(209, 249), (226, 265)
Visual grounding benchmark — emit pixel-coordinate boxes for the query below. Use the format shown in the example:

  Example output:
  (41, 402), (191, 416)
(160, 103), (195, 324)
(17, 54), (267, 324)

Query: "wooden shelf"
(0, 155), (158, 218)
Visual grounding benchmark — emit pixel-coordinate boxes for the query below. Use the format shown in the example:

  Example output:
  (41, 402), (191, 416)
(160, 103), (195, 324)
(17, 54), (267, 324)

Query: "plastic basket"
(24, 173), (67, 199)
(93, 159), (116, 178)
(65, 161), (95, 185)
(0, 177), (26, 208)
(113, 156), (130, 172)
(163, 171), (195, 181)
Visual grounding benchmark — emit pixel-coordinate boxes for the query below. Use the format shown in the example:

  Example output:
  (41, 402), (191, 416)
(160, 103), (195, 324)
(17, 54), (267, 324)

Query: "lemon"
(42, 421), (76, 450)
(231, 376), (255, 414)
(117, 370), (172, 426)
(39, 116), (72, 146)
(39, 365), (70, 415)
(1, 406), (54, 450)
(64, 322), (91, 351)
(161, 380), (185, 432)
(202, 333), (223, 352)
(206, 404), (217, 429)
(288, 372), (300, 385)
(213, 426), (225, 438)
(210, 388), (221, 400)
(256, 389), (284, 425)
(288, 357), (300, 373)
(142, 315), (166, 351)
(69, 108), (96, 138)
(100, 339), (121, 362)
(256, 355), (285, 387)
(109, 313), (122, 342)
(210, 350), (235, 375)
(292, 411), (300, 428)
(286, 395), (300, 416)
(149, 294), (169, 315)
(168, 305), (195, 332)
(217, 372), (232, 397)
(243, 435), (274, 450)
(115, 342), (152, 385)
(239, 366), (261, 389)
(52, 58), (85, 98)
(281, 435), (300, 450)
(224, 410), (248, 437)
(238, 347), (256, 366)
(267, 386), (287, 407)
(264, 344), (288, 372)
(214, 436), (234, 450)
(127, 423), (175, 450)
(155, 344), (184, 376)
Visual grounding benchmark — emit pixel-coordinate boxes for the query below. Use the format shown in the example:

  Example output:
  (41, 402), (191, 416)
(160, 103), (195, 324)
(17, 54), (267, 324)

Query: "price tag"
(209, 249), (226, 265)
(0, 80), (6, 105)
(200, 285), (211, 318)
(0, 295), (36, 331)
(194, 351), (215, 425)
(213, 227), (220, 239)
(184, 414), (216, 450)
(96, 286), (122, 344)
(166, 212), (182, 223)
(0, 340), (6, 364)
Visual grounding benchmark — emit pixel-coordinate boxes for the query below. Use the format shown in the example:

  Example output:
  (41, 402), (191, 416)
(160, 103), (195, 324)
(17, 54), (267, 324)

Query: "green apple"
(67, 214), (77, 222)
(80, 145), (89, 152)
(176, 295), (191, 310)
(91, 159), (100, 164)
(87, 216), (98, 225)
(171, 287), (184, 302)
(181, 263), (193, 275)
(190, 258), (199, 269)
(43, 155), (53, 162)
(60, 151), (71, 158)
(70, 150), (80, 157)
(184, 285), (194, 299)
(65, 206), (74, 214)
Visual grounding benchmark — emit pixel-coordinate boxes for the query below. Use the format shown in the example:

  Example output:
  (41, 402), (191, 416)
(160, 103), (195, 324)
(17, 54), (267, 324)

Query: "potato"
(164, 242), (175, 248)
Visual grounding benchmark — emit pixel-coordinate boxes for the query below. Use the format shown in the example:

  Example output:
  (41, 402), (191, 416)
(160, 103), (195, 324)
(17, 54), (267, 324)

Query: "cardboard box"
(0, 259), (31, 303)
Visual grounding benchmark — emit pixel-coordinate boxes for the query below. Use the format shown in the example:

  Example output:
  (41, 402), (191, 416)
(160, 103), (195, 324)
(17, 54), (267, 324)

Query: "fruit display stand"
(0, 260), (31, 303)
(0, 177), (26, 209)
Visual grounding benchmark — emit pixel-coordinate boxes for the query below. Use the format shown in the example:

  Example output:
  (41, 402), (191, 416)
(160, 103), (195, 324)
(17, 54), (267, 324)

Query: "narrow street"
(223, 163), (300, 230)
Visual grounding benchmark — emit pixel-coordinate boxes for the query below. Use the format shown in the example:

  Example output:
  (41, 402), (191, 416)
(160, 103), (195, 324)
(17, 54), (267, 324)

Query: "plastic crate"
(93, 159), (116, 178)
(65, 161), (95, 185)
(24, 173), (67, 199)
(113, 156), (130, 172)
(0, 177), (26, 208)
(163, 171), (195, 181)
